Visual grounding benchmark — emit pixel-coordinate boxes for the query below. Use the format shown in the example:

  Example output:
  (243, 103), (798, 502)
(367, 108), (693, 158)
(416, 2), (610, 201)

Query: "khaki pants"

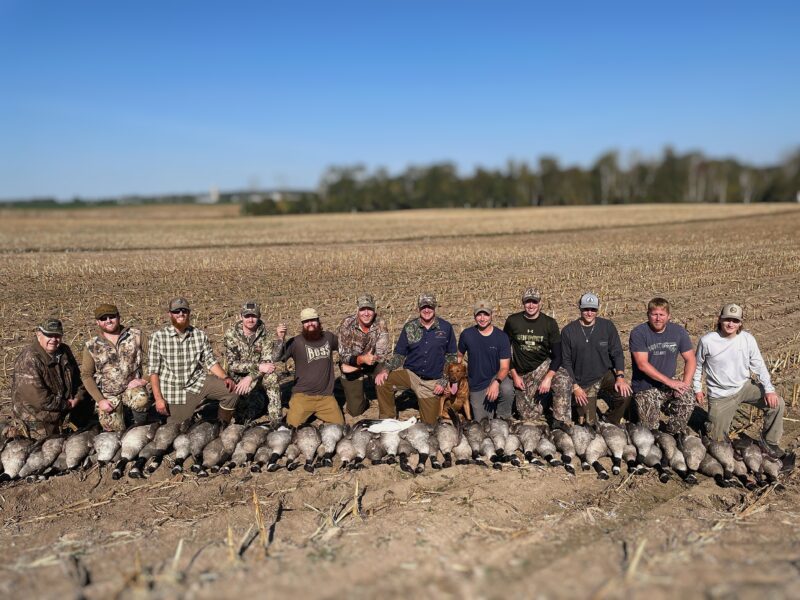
(167, 376), (238, 424)
(708, 381), (784, 444)
(286, 392), (345, 427)
(574, 371), (631, 425)
(376, 369), (441, 424)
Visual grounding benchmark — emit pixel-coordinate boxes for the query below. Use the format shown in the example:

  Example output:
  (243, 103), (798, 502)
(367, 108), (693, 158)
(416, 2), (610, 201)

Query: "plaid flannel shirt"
(148, 325), (218, 405)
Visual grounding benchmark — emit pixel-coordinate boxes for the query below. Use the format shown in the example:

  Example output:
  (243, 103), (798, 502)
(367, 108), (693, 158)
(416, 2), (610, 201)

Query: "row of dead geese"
(0, 416), (788, 489)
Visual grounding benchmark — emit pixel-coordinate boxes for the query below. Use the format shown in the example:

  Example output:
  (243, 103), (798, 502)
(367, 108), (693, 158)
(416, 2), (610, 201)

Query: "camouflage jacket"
(336, 314), (391, 368)
(81, 327), (145, 402)
(224, 321), (281, 381)
(11, 340), (84, 427)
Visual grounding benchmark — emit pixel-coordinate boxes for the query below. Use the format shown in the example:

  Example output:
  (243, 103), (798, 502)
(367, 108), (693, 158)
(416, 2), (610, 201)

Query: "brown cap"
(38, 317), (64, 336)
(720, 303), (743, 320)
(241, 300), (261, 317)
(94, 303), (119, 320)
(473, 300), (493, 316)
(168, 297), (191, 312)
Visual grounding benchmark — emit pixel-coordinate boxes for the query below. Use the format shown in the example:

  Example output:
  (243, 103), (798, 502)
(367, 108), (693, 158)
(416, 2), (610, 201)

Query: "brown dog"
(440, 362), (472, 420)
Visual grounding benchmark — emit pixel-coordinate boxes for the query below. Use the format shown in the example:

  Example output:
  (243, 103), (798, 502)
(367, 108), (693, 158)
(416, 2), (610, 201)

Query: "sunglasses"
(170, 308), (190, 315)
(98, 314), (118, 322)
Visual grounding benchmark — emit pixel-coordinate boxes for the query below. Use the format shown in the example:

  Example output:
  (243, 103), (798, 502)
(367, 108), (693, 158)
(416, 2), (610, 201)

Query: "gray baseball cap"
(579, 293), (600, 310)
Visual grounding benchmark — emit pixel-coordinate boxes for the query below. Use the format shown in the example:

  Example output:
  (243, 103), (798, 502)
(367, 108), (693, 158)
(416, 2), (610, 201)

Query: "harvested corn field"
(1, 203), (800, 599)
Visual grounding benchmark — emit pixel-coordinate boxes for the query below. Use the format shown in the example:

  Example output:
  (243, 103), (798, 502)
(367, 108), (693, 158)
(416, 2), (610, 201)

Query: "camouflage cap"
(168, 297), (191, 312)
(356, 294), (376, 311)
(241, 300), (261, 317)
(473, 300), (493, 316)
(720, 303), (743, 320)
(94, 303), (119, 319)
(418, 292), (437, 309)
(300, 307), (319, 322)
(38, 317), (64, 336)
(522, 287), (541, 302)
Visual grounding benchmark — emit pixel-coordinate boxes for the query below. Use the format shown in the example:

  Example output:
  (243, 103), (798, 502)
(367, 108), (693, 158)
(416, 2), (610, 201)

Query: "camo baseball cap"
(473, 300), (493, 316)
(300, 308), (319, 322)
(94, 303), (119, 319)
(579, 292), (600, 310)
(241, 300), (261, 317)
(522, 287), (541, 302)
(356, 294), (376, 311)
(38, 317), (64, 336)
(720, 303), (743, 321)
(168, 297), (191, 312)
(418, 292), (437, 309)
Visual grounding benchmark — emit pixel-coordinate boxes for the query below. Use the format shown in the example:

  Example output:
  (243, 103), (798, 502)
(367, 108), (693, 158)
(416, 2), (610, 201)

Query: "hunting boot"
(217, 406), (235, 428)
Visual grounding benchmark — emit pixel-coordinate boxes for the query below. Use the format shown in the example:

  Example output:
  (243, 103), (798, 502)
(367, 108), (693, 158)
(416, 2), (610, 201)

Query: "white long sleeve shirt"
(692, 330), (775, 398)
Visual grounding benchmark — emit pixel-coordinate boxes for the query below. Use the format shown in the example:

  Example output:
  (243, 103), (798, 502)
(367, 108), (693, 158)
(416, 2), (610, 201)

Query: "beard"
(170, 315), (189, 331)
(301, 325), (323, 341)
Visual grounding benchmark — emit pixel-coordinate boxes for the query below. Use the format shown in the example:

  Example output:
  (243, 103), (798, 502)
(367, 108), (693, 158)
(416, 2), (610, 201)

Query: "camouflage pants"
(232, 373), (281, 422)
(634, 385), (694, 434)
(575, 371), (631, 426)
(97, 386), (151, 432)
(514, 360), (572, 423)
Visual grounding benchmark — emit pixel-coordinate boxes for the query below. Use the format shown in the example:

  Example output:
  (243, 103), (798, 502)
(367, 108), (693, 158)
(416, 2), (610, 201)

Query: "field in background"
(1, 204), (800, 598)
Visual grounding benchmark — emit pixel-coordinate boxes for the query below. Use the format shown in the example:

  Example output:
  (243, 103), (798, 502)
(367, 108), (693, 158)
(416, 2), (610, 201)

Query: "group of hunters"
(8, 289), (790, 462)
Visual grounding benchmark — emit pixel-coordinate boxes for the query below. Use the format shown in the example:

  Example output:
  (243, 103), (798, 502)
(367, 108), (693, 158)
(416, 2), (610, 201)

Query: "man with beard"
(149, 298), (239, 425)
(224, 300), (287, 422)
(336, 294), (391, 417)
(81, 303), (151, 431)
(630, 297), (696, 434)
(11, 317), (93, 438)
(503, 287), (571, 425)
(561, 293), (632, 426)
(279, 308), (344, 427)
(377, 292), (457, 424)
(694, 303), (790, 462)
(457, 300), (514, 420)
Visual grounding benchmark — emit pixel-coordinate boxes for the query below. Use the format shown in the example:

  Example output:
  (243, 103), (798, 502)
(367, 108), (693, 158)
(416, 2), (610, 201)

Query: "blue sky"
(1, 1), (799, 199)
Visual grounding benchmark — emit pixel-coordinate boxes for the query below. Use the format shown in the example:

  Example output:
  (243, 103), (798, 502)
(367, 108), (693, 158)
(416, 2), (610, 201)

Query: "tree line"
(243, 147), (800, 215)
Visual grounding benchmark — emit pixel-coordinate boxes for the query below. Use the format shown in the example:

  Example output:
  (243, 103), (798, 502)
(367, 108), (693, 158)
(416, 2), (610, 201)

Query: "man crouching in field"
(11, 318), (93, 438)
(149, 298), (239, 425)
(81, 303), (151, 431)
(279, 308), (345, 427)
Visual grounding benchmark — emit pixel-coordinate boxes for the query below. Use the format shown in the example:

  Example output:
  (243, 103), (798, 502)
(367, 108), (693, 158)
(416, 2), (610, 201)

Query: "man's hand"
(258, 362), (276, 375)
(234, 375), (253, 395)
(512, 373), (525, 390)
(359, 351), (376, 367)
(127, 378), (148, 389)
(433, 384), (445, 395)
(538, 374), (554, 394)
(276, 323), (287, 340)
(67, 397), (79, 409)
(98, 399), (115, 413)
(486, 380), (500, 401)
(666, 378), (690, 395)
(615, 378), (632, 397)
(374, 371), (389, 386)
(573, 385), (588, 406)
(764, 391), (779, 408)
(695, 391), (705, 407)
(155, 397), (169, 416)
(223, 377), (236, 393)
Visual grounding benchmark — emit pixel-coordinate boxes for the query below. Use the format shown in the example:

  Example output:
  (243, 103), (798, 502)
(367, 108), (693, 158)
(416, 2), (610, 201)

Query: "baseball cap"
(473, 300), (493, 316)
(241, 300), (261, 317)
(300, 308), (319, 322)
(720, 303), (743, 321)
(38, 318), (64, 336)
(168, 297), (191, 312)
(94, 303), (119, 320)
(522, 287), (541, 302)
(579, 293), (600, 310)
(356, 294), (376, 311)
(418, 292), (437, 309)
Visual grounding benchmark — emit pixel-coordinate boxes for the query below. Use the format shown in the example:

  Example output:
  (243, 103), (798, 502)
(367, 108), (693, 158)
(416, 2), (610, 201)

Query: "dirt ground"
(1, 204), (800, 599)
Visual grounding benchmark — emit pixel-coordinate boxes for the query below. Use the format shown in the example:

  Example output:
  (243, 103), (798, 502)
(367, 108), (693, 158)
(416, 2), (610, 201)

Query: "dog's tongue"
(450, 383), (458, 395)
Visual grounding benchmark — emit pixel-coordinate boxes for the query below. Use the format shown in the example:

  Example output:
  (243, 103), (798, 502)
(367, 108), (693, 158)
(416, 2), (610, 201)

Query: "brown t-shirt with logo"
(279, 332), (338, 396)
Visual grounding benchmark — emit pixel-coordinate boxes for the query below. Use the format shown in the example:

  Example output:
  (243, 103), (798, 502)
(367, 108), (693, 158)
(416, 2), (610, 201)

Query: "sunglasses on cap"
(170, 308), (190, 315)
(98, 314), (118, 322)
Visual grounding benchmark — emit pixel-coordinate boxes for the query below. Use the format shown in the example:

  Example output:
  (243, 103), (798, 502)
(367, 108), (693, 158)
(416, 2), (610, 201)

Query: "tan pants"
(376, 369), (441, 424)
(286, 392), (345, 427)
(707, 381), (784, 444)
(167, 376), (238, 424)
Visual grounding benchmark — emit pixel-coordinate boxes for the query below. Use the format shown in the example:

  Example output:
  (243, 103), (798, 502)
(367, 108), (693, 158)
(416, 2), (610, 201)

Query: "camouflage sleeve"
(270, 338), (285, 363)
(224, 329), (256, 377)
(139, 331), (149, 378)
(336, 319), (356, 365)
(374, 319), (391, 362)
(383, 323), (409, 372)
(80, 346), (105, 405)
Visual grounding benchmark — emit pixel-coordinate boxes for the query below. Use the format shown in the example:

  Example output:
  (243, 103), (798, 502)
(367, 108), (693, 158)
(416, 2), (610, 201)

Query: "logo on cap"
(720, 303), (743, 320)
(38, 318), (64, 336)
(579, 293), (600, 310)
(418, 292), (437, 309)
(522, 287), (541, 302)
(241, 300), (261, 317)
(473, 300), (493, 316)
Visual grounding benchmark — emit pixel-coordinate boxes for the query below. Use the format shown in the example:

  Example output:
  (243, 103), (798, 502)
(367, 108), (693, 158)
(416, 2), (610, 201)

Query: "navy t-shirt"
(394, 318), (457, 380)
(629, 322), (693, 393)
(457, 326), (511, 391)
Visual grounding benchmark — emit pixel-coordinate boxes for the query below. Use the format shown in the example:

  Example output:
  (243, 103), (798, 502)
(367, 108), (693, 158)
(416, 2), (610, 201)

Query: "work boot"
(780, 452), (796, 474)
(217, 406), (235, 427)
(759, 435), (786, 459)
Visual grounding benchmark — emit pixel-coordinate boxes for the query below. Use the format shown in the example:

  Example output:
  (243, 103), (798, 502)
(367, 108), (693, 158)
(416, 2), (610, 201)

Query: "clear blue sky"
(1, 0), (799, 199)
